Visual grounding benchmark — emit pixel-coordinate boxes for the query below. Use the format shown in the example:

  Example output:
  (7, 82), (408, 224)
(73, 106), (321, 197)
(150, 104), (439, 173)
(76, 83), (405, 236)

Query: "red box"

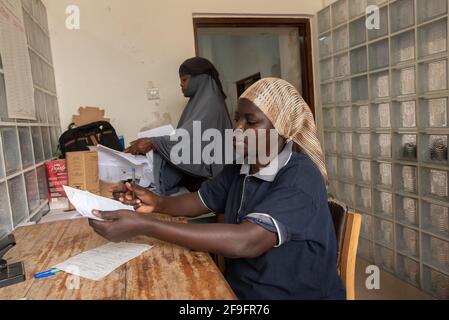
(45, 160), (68, 200)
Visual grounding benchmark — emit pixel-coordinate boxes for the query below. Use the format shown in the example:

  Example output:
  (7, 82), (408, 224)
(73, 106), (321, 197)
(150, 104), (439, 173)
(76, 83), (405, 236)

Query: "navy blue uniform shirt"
(198, 142), (346, 299)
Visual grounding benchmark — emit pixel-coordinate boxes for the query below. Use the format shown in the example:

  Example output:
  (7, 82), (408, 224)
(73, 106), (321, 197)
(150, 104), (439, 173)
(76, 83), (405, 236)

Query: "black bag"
(59, 121), (123, 158)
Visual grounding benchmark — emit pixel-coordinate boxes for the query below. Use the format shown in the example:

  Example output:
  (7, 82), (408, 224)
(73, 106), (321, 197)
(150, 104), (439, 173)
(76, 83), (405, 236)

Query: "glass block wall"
(0, 0), (62, 237)
(318, 0), (449, 299)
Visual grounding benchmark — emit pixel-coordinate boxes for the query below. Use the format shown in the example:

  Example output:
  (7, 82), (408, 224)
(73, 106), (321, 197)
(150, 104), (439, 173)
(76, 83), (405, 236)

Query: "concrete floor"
(355, 258), (434, 300)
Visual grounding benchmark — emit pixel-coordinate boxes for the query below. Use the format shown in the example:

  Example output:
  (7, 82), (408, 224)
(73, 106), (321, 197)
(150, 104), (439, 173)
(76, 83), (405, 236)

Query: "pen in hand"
(131, 168), (136, 201)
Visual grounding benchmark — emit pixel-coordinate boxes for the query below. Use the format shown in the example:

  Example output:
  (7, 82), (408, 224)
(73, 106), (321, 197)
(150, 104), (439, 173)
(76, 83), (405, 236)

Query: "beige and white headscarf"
(240, 77), (328, 181)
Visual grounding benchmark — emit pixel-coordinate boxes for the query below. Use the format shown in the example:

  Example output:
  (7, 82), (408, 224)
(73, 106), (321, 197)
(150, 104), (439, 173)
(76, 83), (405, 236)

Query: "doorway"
(193, 18), (315, 117)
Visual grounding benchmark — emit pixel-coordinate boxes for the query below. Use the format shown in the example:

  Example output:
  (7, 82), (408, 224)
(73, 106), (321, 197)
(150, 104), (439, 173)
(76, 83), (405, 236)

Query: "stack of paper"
(97, 144), (154, 186)
(63, 186), (134, 221)
(137, 124), (175, 139)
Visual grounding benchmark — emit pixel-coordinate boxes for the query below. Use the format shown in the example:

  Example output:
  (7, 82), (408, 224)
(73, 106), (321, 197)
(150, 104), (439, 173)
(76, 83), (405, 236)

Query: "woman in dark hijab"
(125, 57), (232, 195)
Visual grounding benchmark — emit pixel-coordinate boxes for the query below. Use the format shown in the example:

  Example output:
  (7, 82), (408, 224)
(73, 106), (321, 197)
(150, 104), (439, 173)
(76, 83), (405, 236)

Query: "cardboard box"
(66, 151), (100, 195)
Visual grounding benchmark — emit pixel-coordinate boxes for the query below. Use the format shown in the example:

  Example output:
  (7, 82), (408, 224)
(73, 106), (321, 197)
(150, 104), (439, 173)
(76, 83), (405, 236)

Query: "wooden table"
(0, 217), (236, 300)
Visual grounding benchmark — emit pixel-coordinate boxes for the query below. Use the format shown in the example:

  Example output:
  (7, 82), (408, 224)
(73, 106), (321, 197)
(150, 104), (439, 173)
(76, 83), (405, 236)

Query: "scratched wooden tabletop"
(0, 216), (236, 300)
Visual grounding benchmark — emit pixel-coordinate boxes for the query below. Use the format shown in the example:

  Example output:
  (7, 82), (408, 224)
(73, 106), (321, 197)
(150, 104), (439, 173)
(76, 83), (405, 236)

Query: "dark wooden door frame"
(193, 17), (316, 115)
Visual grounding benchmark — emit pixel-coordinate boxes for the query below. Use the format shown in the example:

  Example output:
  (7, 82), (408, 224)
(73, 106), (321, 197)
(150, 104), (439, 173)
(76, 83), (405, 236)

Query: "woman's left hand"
(89, 209), (149, 242)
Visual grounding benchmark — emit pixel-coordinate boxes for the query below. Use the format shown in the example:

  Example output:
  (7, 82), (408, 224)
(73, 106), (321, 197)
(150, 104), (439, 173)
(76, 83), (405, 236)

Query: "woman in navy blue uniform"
(89, 78), (346, 300)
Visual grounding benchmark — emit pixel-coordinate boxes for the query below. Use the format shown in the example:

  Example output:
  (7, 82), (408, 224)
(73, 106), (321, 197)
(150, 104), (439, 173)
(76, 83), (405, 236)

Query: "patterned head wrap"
(240, 78), (327, 181)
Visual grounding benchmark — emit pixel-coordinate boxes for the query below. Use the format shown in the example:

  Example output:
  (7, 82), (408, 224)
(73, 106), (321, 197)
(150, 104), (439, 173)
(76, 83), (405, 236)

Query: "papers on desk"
(54, 242), (153, 281)
(137, 124), (175, 139)
(63, 186), (134, 221)
(97, 144), (154, 186)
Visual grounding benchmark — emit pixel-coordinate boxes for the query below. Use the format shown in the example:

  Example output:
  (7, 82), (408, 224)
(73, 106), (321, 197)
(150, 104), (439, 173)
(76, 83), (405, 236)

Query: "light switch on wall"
(147, 88), (160, 100)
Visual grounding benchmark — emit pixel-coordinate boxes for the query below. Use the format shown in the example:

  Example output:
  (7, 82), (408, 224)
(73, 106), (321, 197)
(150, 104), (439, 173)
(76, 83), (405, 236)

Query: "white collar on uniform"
(240, 141), (293, 182)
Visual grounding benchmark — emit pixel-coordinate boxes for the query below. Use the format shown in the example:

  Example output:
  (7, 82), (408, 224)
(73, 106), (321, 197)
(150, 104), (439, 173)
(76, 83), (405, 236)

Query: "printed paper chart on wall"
(0, 0), (35, 120)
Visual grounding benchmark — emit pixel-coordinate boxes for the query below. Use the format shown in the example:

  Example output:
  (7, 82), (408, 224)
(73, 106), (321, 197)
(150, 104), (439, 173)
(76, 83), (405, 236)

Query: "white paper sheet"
(63, 186), (134, 221)
(54, 242), (153, 281)
(137, 124), (175, 139)
(97, 144), (153, 185)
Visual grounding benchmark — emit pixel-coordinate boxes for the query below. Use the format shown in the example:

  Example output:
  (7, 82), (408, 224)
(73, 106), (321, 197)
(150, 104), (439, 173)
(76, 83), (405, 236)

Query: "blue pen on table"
(34, 268), (61, 279)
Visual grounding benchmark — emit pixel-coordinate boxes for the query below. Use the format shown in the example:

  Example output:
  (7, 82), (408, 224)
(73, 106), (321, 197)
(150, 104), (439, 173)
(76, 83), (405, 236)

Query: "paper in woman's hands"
(63, 186), (134, 221)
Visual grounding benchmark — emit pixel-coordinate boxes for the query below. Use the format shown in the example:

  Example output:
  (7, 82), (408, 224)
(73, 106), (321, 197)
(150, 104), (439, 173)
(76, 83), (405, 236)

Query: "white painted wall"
(42, 0), (326, 143)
